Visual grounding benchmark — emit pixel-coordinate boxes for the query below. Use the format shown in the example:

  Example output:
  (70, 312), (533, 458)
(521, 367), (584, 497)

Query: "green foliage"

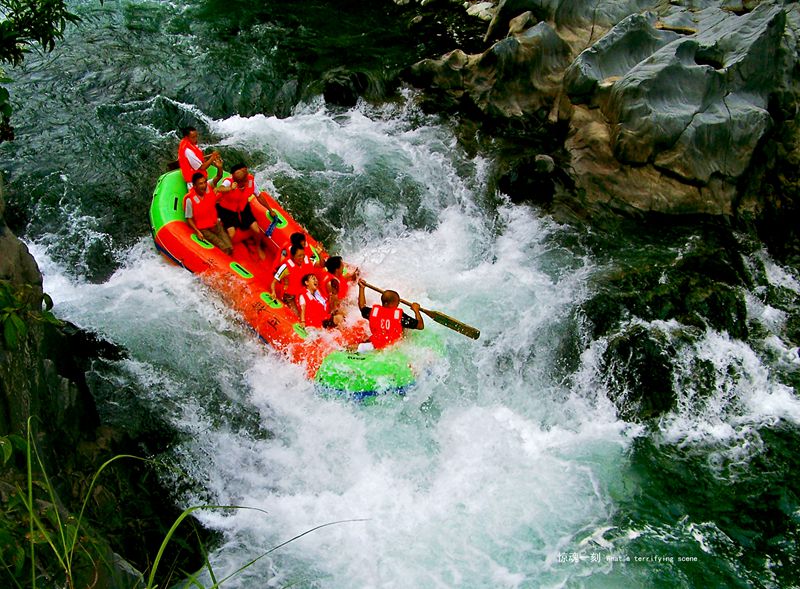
(1, 419), (366, 588)
(0, 281), (62, 351)
(0, 0), (80, 66)
(0, 0), (81, 142)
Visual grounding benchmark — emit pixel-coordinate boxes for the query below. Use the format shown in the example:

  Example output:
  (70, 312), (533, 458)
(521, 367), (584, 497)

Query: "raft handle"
(230, 262), (254, 279)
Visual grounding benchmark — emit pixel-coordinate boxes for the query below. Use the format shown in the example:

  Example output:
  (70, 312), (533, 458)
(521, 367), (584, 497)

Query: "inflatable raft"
(149, 168), (427, 399)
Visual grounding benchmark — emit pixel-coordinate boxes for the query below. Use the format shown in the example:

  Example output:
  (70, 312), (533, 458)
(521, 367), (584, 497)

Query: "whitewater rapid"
(27, 97), (800, 587)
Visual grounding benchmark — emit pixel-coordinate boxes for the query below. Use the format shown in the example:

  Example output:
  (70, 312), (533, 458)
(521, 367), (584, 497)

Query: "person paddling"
(177, 126), (220, 187)
(356, 278), (423, 353)
(298, 273), (344, 329)
(183, 169), (233, 256)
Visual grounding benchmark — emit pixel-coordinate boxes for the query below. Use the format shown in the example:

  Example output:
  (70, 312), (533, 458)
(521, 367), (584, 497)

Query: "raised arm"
(358, 279), (367, 309)
(410, 302), (424, 330)
(209, 157), (223, 188)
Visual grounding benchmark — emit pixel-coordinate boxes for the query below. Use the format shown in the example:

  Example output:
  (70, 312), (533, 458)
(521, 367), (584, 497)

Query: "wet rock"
(466, 1), (495, 22)
(566, 3), (787, 214)
(563, 13), (681, 104)
(508, 11), (538, 36)
(601, 324), (676, 421)
(407, 1), (800, 224)
(496, 153), (559, 204)
(408, 20), (573, 118)
(483, 0), (540, 42)
(0, 179), (42, 294)
(566, 105), (738, 216)
(321, 67), (370, 107)
(0, 181), (211, 587)
(532, 0), (661, 30)
(581, 222), (751, 341)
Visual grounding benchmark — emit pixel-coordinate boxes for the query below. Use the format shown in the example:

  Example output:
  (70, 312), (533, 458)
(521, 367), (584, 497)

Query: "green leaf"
(40, 310), (62, 326)
(3, 317), (19, 349)
(13, 544), (25, 578)
(11, 312), (27, 338)
(0, 437), (12, 465)
(8, 434), (27, 453)
(42, 292), (54, 311)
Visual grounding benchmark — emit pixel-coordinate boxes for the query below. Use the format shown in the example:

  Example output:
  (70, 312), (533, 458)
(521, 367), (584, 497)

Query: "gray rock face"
(567, 2), (788, 212)
(563, 13), (681, 102)
(410, 20), (573, 117)
(407, 0), (800, 217)
(601, 4), (785, 180)
(528, 0), (665, 29)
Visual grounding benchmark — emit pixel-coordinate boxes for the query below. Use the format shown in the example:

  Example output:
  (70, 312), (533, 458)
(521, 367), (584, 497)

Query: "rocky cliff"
(404, 0), (800, 227)
(0, 178), (208, 588)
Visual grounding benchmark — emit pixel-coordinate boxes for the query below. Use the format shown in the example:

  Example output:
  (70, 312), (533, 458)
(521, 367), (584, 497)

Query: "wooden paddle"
(362, 281), (480, 340)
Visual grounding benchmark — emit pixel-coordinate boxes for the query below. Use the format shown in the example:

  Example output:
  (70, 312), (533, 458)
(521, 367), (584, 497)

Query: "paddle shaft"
(361, 281), (480, 340)
(361, 282), (422, 311)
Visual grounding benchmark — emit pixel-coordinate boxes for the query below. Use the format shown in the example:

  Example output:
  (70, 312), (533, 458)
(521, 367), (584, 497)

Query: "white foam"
(22, 96), (742, 587)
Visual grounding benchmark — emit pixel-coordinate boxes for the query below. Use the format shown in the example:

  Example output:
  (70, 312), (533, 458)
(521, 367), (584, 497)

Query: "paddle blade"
(422, 308), (480, 340)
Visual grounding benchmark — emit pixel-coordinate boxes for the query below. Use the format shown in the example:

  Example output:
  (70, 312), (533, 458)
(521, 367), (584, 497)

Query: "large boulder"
(406, 1), (800, 219)
(0, 180), (210, 587)
(600, 324), (677, 421)
(0, 178), (42, 292)
(408, 20), (573, 118)
(566, 3), (787, 213)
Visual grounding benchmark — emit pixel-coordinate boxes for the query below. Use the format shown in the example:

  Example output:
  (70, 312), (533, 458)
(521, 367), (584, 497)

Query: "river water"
(2, 1), (799, 587)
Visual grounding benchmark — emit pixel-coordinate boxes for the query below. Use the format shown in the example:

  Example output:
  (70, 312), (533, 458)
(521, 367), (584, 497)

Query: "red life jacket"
(278, 256), (315, 297)
(298, 289), (329, 328)
(321, 272), (350, 303)
(271, 238), (295, 274)
(178, 138), (207, 183)
(183, 187), (218, 230)
(368, 305), (404, 349)
(218, 174), (255, 212)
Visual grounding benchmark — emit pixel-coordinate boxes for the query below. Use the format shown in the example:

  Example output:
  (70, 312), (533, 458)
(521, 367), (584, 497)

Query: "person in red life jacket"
(183, 170), (233, 256)
(215, 163), (271, 259)
(276, 231), (324, 267)
(178, 126), (220, 186)
(298, 274), (344, 329)
(356, 278), (423, 353)
(271, 244), (315, 316)
(321, 255), (359, 313)
(281, 232), (307, 262)
(271, 231), (327, 278)
(269, 232), (306, 275)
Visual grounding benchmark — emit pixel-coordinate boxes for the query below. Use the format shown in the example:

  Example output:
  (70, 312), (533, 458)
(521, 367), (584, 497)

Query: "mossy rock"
(601, 324), (676, 421)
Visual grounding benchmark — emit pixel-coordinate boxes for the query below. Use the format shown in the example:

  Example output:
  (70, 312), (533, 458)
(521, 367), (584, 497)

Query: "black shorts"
(217, 203), (257, 230)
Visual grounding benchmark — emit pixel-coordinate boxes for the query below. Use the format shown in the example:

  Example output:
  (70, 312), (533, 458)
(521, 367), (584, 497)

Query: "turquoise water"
(3, 1), (800, 586)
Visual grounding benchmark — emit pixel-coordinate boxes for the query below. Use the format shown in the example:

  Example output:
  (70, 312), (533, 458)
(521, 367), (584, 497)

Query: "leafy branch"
(0, 0), (81, 142)
(0, 281), (62, 350)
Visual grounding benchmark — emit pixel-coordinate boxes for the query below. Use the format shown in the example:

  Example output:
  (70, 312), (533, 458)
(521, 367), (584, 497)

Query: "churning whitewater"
(4, 0), (800, 584)
(29, 100), (644, 587)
